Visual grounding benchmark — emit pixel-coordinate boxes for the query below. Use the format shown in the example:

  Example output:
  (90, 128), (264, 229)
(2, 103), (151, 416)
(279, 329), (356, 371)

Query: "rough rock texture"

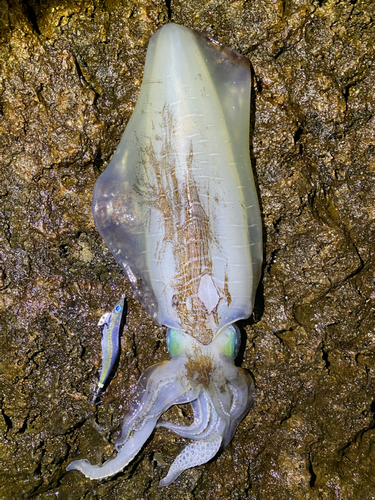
(0, 0), (374, 498)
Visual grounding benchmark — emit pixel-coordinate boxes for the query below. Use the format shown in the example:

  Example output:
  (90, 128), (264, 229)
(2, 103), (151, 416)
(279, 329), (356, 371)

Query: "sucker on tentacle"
(66, 22), (262, 486)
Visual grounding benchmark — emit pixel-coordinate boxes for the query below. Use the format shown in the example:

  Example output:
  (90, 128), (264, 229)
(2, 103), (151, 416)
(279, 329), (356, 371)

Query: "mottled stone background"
(0, 0), (374, 498)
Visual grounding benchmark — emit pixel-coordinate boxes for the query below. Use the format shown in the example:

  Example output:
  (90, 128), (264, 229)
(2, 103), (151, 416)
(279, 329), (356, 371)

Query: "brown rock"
(0, 0), (374, 498)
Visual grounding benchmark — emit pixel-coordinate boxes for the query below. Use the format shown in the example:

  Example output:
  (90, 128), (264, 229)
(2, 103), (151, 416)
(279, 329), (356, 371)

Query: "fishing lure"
(67, 23), (262, 485)
(91, 297), (126, 405)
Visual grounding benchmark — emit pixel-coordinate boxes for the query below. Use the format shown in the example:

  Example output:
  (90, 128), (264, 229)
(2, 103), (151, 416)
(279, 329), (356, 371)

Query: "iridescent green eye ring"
(166, 329), (189, 358)
(217, 325), (240, 360)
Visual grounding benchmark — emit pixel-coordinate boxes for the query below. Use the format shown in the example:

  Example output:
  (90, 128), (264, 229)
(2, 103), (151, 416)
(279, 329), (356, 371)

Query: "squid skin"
(67, 23), (262, 485)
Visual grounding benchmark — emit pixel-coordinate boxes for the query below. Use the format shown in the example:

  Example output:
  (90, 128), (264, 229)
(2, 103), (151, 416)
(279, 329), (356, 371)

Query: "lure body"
(67, 23), (262, 485)
(92, 298), (126, 404)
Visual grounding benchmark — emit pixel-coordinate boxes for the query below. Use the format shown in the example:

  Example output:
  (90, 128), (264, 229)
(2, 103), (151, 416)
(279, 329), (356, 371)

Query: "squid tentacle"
(67, 358), (197, 479)
(159, 436), (223, 487)
(188, 395), (221, 441)
(157, 391), (210, 437)
(66, 419), (157, 480)
(163, 391), (222, 442)
(115, 358), (191, 448)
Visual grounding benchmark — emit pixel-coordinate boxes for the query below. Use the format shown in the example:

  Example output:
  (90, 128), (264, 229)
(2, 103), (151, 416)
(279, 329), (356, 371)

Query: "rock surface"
(0, 0), (374, 498)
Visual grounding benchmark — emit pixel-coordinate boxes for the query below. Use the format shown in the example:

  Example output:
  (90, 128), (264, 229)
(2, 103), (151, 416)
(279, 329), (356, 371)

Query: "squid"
(67, 22), (262, 486)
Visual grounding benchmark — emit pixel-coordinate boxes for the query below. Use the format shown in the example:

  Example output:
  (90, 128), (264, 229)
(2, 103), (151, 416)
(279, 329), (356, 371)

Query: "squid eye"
(115, 305), (122, 312)
(215, 325), (241, 359)
(166, 329), (190, 358)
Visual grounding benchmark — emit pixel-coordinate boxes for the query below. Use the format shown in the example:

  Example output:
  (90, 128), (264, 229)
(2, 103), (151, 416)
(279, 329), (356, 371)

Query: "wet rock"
(0, 0), (374, 498)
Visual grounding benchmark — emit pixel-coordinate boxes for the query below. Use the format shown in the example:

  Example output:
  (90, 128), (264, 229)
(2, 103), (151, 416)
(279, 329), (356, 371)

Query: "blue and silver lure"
(67, 23), (262, 486)
(92, 297), (126, 405)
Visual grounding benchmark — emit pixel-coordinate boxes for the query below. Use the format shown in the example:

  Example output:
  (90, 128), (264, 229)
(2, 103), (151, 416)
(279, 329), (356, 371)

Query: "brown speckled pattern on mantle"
(0, 0), (374, 498)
